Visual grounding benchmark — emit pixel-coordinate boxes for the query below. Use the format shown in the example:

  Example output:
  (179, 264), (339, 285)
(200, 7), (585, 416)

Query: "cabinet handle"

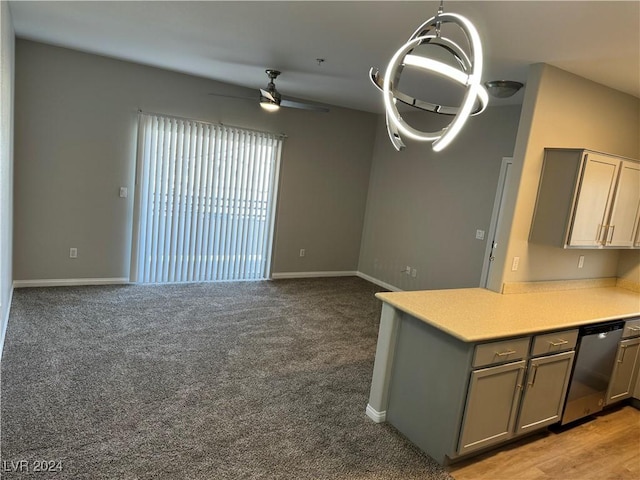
(495, 350), (517, 357)
(516, 366), (526, 390)
(607, 225), (616, 244)
(618, 345), (627, 363)
(549, 339), (569, 347)
(527, 364), (539, 387)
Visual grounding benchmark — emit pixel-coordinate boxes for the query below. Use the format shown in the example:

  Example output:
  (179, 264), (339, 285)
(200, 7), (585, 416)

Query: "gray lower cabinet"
(516, 351), (575, 434)
(458, 360), (526, 455)
(607, 337), (640, 403)
(458, 333), (577, 457)
(382, 317), (582, 464)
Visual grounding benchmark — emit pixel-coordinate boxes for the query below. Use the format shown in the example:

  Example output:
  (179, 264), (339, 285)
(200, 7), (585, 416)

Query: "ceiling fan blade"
(208, 92), (257, 101)
(260, 89), (277, 103)
(280, 98), (330, 113)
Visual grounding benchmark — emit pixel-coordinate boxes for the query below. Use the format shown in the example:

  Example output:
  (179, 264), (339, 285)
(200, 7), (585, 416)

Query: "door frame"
(480, 157), (513, 288)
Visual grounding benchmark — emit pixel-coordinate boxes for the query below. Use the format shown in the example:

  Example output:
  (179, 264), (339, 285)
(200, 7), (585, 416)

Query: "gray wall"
(489, 64), (640, 292)
(13, 40), (377, 282)
(358, 105), (522, 291)
(0, 2), (15, 347)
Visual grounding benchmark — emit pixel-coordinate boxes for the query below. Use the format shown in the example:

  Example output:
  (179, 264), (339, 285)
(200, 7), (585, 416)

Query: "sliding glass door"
(131, 113), (283, 283)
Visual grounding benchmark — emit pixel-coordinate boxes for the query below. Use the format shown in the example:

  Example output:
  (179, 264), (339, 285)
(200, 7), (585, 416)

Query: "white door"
(481, 158), (513, 288)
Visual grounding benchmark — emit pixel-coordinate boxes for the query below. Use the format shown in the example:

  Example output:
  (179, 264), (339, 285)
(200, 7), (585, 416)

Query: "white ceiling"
(8, 1), (640, 113)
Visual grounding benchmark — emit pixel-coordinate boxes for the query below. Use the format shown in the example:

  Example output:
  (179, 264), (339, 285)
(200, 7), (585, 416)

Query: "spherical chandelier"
(370, 1), (488, 152)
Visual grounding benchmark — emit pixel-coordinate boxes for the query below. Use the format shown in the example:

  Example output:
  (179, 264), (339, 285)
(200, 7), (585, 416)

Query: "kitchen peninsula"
(366, 279), (640, 465)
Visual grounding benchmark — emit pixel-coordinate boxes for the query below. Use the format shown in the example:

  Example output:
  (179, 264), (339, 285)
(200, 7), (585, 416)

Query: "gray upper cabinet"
(609, 161), (640, 247)
(530, 149), (640, 249)
(516, 351), (574, 434)
(569, 153), (620, 247)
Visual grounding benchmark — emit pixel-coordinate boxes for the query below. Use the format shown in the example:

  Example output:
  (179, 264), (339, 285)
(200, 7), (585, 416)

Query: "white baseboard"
(0, 285), (13, 363)
(356, 272), (402, 292)
(366, 404), (386, 423)
(271, 271), (357, 280)
(269, 270), (403, 292)
(13, 278), (130, 288)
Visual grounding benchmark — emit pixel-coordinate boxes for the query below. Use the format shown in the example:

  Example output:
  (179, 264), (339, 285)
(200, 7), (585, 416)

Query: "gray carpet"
(1, 277), (453, 479)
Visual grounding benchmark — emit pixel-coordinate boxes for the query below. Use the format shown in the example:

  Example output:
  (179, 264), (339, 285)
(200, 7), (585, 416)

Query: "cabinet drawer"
(531, 329), (579, 356)
(473, 337), (530, 368)
(623, 318), (640, 338)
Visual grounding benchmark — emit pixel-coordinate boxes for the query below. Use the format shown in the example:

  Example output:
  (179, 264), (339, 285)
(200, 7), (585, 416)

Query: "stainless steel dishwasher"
(561, 321), (625, 425)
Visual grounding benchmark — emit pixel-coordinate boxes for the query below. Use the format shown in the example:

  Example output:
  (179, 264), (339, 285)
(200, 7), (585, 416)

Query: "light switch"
(119, 187), (128, 198)
(475, 229), (485, 240)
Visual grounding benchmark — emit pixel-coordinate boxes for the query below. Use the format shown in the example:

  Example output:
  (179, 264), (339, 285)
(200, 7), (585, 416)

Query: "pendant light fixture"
(370, 0), (487, 152)
(484, 80), (524, 98)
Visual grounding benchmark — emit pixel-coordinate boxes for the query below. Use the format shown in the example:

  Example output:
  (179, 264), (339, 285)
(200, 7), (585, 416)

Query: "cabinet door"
(516, 351), (574, 435)
(458, 361), (525, 456)
(607, 337), (640, 403)
(607, 161), (640, 247)
(568, 154), (620, 247)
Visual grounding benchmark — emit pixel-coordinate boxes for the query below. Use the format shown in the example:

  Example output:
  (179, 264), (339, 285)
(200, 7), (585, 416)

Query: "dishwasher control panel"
(622, 318), (640, 339)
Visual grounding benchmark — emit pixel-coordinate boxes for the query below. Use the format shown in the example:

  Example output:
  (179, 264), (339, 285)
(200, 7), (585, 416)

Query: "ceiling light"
(260, 100), (280, 112)
(370, 0), (486, 152)
(484, 80), (524, 98)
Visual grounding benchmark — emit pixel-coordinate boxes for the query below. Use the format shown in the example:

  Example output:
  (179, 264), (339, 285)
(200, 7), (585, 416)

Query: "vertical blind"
(132, 113), (283, 283)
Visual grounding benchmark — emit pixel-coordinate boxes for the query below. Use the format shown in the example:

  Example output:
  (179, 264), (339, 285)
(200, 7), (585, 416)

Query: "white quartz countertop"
(375, 287), (640, 343)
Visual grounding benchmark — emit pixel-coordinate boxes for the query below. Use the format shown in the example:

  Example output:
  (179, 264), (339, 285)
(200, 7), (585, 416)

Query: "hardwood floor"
(447, 404), (640, 480)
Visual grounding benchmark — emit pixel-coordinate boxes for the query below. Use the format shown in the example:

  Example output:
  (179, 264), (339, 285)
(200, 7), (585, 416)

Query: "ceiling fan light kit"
(210, 69), (329, 113)
(258, 69), (329, 113)
(260, 69), (282, 112)
(370, 0), (487, 152)
(260, 102), (280, 112)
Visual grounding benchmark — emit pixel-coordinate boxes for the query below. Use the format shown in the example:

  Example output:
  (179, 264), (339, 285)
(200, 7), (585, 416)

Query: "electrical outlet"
(299, 249), (305, 257)
(578, 255), (585, 269)
(511, 256), (519, 271)
(475, 229), (485, 240)
(411, 268), (417, 278)
(119, 187), (128, 198)
(69, 247), (78, 258)
(405, 265), (411, 275)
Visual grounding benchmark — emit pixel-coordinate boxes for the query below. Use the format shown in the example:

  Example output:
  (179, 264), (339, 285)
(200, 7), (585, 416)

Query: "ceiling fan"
(209, 69), (330, 113)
